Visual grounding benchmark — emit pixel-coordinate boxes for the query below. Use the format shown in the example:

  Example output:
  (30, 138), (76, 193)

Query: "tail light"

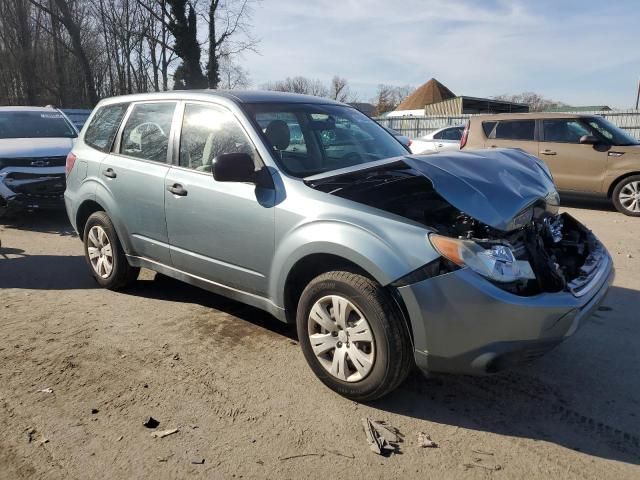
(460, 121), (470, 149)
(65, 152), (77, 176)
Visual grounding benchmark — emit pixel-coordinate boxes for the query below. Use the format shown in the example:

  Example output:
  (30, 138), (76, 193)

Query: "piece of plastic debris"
(143, 417), (160, 428)
(362, 418), (399, 455)
(191, 458), (205, 464)
(39, 388), (53, 394)
(417, 432), (438, 448)
(151, 428), (179, 438)
(464, 462), (502, 471)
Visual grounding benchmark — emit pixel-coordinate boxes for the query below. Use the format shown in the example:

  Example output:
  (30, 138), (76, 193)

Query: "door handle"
(540, 150), (557, 155)
(102, 168), (117, 178)
(167, 183), (188, 196)
(437, 143), (444, 148)
(489, 145), (497, 148)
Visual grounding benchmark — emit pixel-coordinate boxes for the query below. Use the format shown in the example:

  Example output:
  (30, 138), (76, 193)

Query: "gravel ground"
(1, 199), (639, 479)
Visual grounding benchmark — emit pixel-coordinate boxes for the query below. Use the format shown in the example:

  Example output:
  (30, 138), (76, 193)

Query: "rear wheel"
(83, 211), (139, 289)
(296, 271), (413, 401)
(612, 175), (640, 216)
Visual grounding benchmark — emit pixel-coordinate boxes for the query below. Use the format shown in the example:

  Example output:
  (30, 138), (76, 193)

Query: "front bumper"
(398, 247), (614, 375)
(0, 166), (66, 214)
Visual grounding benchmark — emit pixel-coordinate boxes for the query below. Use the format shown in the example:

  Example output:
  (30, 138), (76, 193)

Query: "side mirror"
(579, 135), (600, 145)
(212, 153), (256, 183)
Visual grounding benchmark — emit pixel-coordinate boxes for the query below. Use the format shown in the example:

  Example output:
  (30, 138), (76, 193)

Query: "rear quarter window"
(84, 103), (129, 152)
(482, 121), (497, 137)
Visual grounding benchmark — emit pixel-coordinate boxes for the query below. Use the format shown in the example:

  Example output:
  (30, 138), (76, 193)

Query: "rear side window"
(84, 104), (128, 152)
(120, 102), (176, 163)
(482, 121), (497, 137)
(435, 127), (463, 141)
(493, 120), (535, 141)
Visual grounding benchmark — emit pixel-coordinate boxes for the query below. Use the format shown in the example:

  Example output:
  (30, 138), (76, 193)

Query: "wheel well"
(76, 200), (104, 237)
(283, 254), (370, 324)
(607, 172), (640, 198)
(282, 254), (414, 343)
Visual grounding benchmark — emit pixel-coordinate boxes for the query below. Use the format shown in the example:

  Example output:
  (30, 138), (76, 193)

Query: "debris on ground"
(362, 418), (401, 455)
(91, 408), (99, 414)
(278, 453), (324, 461)
(143, 417), (160, 428)
(463, 462), (502, 471)
(151, 428), (179, 439)
(417, 432), (438, 448)
(40, 438), (49, 445)
(26, 428), (36, 443)
(117, 435), (123, 442)
(191, 458), (205, 464)
(38, 388), (53, 394)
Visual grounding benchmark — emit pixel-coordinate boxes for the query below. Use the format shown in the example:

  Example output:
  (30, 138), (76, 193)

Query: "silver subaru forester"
(64, 91), (613, 400)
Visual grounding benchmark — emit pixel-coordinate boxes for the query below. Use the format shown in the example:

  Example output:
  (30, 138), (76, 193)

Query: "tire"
(612, 175), (640, 216)
(83, 211), (139, 289)
(296, 270), (413, 401)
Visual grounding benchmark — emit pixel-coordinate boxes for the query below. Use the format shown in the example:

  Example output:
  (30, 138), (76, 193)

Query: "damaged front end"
(0, 156), (67, 216)
(306, 149), (608, 298)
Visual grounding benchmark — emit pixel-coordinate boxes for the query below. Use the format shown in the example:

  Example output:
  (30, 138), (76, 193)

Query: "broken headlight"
(429, 234), (535, 283)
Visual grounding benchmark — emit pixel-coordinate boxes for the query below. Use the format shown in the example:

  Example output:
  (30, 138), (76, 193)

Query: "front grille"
(0, 156), (67, 169)
(4, 172), (66, 197)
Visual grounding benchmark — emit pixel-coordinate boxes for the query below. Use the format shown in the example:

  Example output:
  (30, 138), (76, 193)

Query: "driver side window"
(120, 102), (176, 163)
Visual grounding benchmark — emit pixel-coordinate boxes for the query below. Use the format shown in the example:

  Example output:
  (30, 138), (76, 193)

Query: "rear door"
(164, 102), (275, 296)
(539, 118), (608, 192)
(485, 119), (538, 155)
(100, 101), (178, 265)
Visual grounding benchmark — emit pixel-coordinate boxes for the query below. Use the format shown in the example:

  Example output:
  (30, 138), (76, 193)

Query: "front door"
(101, 101), (178, 265)
(164, 102), (275, 296)
(539, 118), (608, 192)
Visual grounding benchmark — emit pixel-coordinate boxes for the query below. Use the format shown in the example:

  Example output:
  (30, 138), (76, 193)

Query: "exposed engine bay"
(309, 170), (602, 297)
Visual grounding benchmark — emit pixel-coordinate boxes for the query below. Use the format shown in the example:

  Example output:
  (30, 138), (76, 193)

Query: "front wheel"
(296, 271), (413, 401)
(612, 175), (640, 216)
(83, 211), (139, 289)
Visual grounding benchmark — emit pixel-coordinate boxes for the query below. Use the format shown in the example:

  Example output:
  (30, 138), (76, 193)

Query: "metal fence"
(374, 109), (640, 140)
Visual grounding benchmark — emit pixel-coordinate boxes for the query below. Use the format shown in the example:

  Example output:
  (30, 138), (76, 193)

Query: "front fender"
(269, 219), (436, 308)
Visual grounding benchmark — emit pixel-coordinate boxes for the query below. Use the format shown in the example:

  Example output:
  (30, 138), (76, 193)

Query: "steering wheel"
(132, 122), (166, 138)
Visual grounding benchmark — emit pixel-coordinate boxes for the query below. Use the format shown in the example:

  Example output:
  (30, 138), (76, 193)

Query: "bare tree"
(493, 92), (567, 112)
(218, 57), (250, 89)
(329, 75), (350, 102)
(371, 84), (414, 115)
(263, 76), (329, 97)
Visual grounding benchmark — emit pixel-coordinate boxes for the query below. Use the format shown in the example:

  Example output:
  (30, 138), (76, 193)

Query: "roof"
(470, 112), (600, 121)
(542, 105), (612, 112)
(396, 78), (456, 111)
(97, 90), (344, 107)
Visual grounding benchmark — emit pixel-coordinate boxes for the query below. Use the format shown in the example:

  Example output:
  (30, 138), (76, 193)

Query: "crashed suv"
(64, 91), (614, 401)
(0, 106), (77, 217)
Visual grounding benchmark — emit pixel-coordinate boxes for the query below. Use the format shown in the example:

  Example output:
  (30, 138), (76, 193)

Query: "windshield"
(244, 103), (408, 177)
(585, 117), (639, 146)
(0, 111), (77, 139)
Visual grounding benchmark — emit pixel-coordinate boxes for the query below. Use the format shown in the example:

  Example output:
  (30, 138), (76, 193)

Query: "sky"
(241, 0), (640, 108)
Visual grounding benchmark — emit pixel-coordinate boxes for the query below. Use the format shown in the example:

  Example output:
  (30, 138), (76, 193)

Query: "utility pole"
(636, 78), (640, 110)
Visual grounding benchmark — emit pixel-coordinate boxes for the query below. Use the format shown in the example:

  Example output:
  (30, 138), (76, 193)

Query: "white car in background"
(410, 125), (464, 154)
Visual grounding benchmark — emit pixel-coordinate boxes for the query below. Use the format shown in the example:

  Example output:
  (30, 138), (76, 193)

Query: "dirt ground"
(1, 198), (639, 479)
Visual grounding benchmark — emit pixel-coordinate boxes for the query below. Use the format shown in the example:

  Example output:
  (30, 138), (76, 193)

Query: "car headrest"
(265, 120), (290, 151)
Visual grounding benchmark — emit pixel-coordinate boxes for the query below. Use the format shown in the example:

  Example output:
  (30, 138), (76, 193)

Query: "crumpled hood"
(305, 148), (557, 231)
(0, 137), (74, 158)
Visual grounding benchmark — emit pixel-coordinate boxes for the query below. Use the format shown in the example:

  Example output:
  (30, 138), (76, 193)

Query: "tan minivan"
(461, 113), (640, 216)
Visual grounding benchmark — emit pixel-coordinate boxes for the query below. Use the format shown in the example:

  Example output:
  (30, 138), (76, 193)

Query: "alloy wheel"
(87, 225), (113, 278)
(307, 295), (375, 382)
(618, 181), (640, 213)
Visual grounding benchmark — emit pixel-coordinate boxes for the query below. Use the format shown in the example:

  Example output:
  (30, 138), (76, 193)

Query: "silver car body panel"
(64, 91), (614, 376)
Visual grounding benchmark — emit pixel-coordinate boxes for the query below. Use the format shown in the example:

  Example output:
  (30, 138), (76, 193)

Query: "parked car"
(383, 126), (412, 150)
(461, 113), (640, 216)
(65, 91), (613, 400)
(410, 125), (464, 154)
(0, 106), (78, 217)
(61, 108), (93, 130)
